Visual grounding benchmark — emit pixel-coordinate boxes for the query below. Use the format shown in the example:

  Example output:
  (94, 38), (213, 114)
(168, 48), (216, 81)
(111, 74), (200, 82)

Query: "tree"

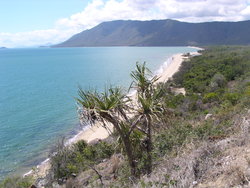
(130, 62), (164, 174)
(76, 63), (165, 177)
(76, 87), (139, 177)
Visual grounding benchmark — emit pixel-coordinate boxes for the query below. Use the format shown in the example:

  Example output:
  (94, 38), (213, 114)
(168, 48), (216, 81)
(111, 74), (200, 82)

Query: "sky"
(1, 0), (250, 48)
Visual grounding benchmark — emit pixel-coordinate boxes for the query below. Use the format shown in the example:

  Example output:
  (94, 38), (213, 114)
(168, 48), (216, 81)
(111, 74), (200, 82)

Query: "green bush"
(203, 92), (219, 103)
(153, 123), (193, 157)
(164, 94), (185, 108)
(50, 145), (78, 180)
(172, 46), (250, 93)
(0, 176), (33, 188)
(210, 73), (226, 91)
(245, 85), (250, 96)
(50, 140), (114, 182)
(223, 93), (240, 105)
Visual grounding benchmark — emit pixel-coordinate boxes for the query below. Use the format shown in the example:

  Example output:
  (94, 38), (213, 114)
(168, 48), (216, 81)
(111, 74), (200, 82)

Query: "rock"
(88, 138), (101, 145)
(35, 177), (48, 188)
(170, 87), (186, 95)
(205, 114), (213, 120)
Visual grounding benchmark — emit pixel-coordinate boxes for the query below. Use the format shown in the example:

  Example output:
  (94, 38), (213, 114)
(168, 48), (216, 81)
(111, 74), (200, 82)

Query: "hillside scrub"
(0, 176), (33, 188)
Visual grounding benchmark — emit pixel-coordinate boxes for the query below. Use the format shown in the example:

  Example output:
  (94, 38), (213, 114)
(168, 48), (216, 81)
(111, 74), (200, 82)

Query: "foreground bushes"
(50, 140), (114, 182)
(0, 176), (33, 188)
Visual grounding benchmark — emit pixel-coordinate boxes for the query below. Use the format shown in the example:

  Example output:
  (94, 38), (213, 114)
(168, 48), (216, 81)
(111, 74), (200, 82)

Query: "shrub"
(153, 123), (193, 157)
(164, 93), (185, 108)
(203, 92), (219, 103)
(245, 85), (250, 96)
(50, 140), (114, 182)
(210, 73), (226, 91)
(50, 145), (78, 181)
(0, 176), (33, 188)
(223, 93), (240, 105)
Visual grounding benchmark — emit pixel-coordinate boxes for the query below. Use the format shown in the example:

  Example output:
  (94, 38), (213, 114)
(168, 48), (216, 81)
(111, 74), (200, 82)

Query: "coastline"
(24, 48), (202, 179)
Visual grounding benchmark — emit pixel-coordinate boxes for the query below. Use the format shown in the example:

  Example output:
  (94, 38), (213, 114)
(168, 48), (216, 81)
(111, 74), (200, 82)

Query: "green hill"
(55, 19), (250, 47)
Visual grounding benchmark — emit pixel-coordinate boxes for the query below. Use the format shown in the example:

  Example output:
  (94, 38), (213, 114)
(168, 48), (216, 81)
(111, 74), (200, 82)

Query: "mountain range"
(54, 19), (250, 47)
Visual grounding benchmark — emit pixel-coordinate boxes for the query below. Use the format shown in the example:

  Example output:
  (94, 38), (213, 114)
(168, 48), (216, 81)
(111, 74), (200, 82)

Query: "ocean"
(0, 47), (197, 180)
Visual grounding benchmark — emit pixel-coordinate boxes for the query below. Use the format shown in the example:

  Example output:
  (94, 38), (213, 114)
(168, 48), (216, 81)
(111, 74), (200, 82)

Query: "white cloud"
(1, 0), (250, 48)
(0, 29), (76, 48)
(241, 6), (250, 16)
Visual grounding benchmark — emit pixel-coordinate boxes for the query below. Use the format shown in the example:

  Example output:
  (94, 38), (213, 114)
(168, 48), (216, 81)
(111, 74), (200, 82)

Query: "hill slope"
(55, 19), (250, 47)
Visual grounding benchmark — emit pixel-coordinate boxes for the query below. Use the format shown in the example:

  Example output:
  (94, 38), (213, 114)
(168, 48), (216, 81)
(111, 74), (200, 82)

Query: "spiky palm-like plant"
(131, 62), (164, 174)
(76, 87), (139, 177)
(76, 63), (165, 177)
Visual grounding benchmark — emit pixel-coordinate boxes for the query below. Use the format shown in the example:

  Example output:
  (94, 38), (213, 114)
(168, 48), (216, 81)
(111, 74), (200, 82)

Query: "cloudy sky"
(1, 0), (250, 48)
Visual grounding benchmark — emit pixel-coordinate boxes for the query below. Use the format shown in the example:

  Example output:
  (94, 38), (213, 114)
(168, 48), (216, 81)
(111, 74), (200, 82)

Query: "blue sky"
(0, 0), (89, 33)
(1, 0), (250, 47)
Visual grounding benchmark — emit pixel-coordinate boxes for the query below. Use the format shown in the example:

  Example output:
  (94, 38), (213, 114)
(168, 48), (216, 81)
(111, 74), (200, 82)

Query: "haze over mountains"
(54, 19), (250, 47)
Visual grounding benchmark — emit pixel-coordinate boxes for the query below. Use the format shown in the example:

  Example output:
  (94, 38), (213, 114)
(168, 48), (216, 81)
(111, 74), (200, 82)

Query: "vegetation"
(0, 176), (33, 188)
(172, 46), (250, 94)
(49, 140), (114, 183)
(2, 46), (250, 187)
(76, 63), (164, 177)
(47, 46), (250, 187)
(56, 19), (250, 47)
(130, 63), (164, 174)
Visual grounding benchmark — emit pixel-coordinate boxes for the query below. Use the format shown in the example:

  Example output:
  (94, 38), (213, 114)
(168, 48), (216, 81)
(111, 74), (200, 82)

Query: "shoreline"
(24, 47), (202, 179)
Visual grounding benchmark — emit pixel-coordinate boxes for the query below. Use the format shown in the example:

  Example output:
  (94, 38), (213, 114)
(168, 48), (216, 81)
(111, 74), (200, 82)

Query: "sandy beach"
(26, 48), (202, 179)
(156, 53), (184, 83)
(64, 50), (202, 144)
(70, 52), (192, 144)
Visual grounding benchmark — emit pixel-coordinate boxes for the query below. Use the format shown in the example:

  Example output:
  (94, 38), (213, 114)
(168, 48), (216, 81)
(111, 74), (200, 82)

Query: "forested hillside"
(55, 20), (250, 47)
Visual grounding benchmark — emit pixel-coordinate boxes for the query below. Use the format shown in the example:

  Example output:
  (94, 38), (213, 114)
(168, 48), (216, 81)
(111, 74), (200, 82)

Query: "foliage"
(153, 46), (250, 163)
(50, 140), (114, 181)
(76, 62), (165, 177)
(130, 62), (165, 174)
(76, 86), (140, 177)
(209, 73), (226, 91)
(0, 176), (33, 188)
(164, 93), (185, 109)
(223, 93), (240, 105)
(172, 46), (250, 94)
(203, 92), (219, 103)
(154, 123), (193, 158)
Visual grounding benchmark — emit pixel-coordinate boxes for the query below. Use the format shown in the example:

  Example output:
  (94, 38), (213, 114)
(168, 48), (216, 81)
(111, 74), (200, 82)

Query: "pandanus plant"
(76, 87), (139, 177)
(131, 62), (165, 174)
(76, 63), (165, 177)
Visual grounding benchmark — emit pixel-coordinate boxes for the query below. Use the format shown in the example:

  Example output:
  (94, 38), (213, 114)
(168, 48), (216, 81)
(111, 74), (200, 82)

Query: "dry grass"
(133, 109), (250, 188)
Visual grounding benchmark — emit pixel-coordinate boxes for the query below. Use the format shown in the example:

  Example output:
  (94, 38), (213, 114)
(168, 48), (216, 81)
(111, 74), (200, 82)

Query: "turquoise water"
(0, 47), (197, 179)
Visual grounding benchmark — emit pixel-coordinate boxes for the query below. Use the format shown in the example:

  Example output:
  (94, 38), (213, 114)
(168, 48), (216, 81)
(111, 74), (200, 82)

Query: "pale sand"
(71, 123), (113, 144)
(156, 53), (184, 83)
(156, 51), (201, 83)
(26, 49), (202, 179)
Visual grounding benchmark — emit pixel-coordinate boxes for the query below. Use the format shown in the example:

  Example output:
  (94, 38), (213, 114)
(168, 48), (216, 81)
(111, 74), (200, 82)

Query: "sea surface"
(0, 47), (197, 180)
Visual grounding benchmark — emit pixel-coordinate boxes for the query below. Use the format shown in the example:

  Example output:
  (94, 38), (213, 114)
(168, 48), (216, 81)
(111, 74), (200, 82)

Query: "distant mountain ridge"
(54, 19), (250, 47)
